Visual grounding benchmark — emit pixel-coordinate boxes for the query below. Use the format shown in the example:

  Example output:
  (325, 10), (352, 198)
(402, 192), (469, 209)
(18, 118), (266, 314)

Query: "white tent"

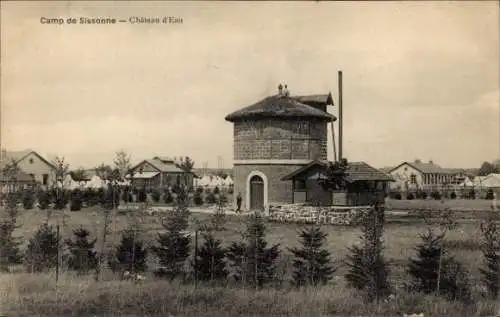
(482, 173), (500, 188)
(85, 175), (106, 189)
(459, 176), (474, 187)
(197, 175), (212, 187)
(211, 176), (224, 187)
(223, 176), (234, 186)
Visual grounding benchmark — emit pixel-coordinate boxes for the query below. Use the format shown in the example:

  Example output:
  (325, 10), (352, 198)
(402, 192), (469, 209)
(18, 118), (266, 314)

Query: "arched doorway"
(249, 175), (264, 210)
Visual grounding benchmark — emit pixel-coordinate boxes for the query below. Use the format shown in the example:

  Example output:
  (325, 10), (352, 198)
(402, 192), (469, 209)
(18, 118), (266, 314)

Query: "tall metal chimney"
(338, 70), (343, 162)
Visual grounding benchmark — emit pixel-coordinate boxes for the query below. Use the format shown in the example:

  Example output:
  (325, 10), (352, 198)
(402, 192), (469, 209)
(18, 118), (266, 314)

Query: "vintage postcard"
(0, 1), (499, 317)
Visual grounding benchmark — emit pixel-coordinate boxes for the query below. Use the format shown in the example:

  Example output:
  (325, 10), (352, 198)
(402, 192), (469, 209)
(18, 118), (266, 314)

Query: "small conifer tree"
(24, 223), (60, 273)
(108, 227), (148, 274)
(152, 186), (191, 280)
(164, 188), (174, 204)
(70, 189), (83, 211)
(65, 227), (98, 274)
(210, 193), (227, 231)
(0, 220), (23, 272)
(38, 190), (51, 210)
(151, 189), (161, 203)
(479, 217), (500, 299)
(193, 190), (203, 206)
(407, 228), (471, 302)
(289, 225), (336, 287)
(22, 190), (35, 210)
(226, 213), (280, 288)
(194, 231), (227, 282)
(345, 204), (391, 302)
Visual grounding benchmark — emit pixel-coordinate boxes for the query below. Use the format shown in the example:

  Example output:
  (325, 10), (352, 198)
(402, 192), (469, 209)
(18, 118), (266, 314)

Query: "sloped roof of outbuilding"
(225, 95), (336, 122)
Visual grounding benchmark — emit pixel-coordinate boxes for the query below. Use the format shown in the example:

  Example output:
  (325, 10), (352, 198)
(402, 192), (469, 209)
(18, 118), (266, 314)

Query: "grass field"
(2, 205), (499, 317)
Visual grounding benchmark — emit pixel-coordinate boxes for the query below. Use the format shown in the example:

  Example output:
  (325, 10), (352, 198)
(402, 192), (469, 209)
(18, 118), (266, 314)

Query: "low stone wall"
(268, 203), (373, 226)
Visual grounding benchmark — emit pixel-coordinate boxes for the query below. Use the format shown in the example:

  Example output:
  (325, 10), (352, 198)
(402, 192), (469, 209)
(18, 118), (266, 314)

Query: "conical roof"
(225, 94), (336, 122)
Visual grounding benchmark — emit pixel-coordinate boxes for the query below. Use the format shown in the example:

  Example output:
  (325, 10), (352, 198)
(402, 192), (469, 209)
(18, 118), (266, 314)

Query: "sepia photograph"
(0, 1), (499, 317)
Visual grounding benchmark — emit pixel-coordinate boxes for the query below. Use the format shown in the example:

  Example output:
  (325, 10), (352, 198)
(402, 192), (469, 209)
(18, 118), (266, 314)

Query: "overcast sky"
(1, 1), (499, 169)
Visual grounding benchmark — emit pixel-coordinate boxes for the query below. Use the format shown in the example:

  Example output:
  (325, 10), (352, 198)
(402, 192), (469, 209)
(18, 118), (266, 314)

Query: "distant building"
(386, 160), (467, 192)
(0, 149), (55, 190)
(128, 156), (195, 189)
(225, 85), (392, 211)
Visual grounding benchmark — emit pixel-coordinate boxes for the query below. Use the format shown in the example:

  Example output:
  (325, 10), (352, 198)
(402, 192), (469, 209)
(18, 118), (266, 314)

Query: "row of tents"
(194, 174), (234, 187)
(56, 173), (234, 190)
(459, 173), (500, 189)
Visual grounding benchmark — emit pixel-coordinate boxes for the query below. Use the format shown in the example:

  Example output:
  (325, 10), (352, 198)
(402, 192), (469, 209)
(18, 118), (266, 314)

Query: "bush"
(416, 191), (428, 200)
(206, 192), (216, 204)
(430, 191), (442, 200)
(193, 191), (203, 206)
(289, 226), (336, 287)
(468, 189), (476, 200)
(151, 189), (161, 203)
(164, 188), (174, 204)
(65, 227), (98, 274)
(108, 227), (148, 274)
(450, 192), (457, 199)
(0, 220), (23, 272)
(24, 223), (60, 273)
(152, 192), (191, 280)
(193, 232), (227, 282)
(38, 190), (51, 210)
(345, 205), (391, 302)
(228, 186), (234, 195)
(196, 187), (204, 194)
(485, 189), (494, 200)
(70, 190), (83, 211)
(22, 190), (35, 210)
(226, 213), (280, 288)
(213, 186), (220, 195)
(407, 229), (471, 303)
(407, 193), (415, 200)
(479, 217), (500, 299)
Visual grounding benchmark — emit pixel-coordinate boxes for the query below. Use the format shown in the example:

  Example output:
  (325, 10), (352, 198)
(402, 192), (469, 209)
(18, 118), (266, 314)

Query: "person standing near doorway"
(236, 192), (242, 213)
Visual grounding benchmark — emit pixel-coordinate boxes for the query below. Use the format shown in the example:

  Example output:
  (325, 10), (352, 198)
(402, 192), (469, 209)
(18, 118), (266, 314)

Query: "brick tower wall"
(233, 164), (307, 208)
(233, 119), (328, 161)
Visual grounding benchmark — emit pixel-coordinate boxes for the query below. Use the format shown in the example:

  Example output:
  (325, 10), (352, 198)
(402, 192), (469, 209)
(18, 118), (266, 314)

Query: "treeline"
(1, 191), (498, 305)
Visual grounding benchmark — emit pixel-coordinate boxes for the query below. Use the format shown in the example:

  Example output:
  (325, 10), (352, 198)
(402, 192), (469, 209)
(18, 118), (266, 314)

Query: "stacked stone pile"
(268, 204), (372, 226)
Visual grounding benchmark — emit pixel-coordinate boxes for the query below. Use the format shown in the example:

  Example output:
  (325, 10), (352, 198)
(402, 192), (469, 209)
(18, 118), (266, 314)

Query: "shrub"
(65, 227), (98, 274)
(479, 217), (500, 299)
(226, 213), (280, 288)
(196, 187), (204, 194)
(24, 223), (60, 273)
(152, 188), (191, 280)
(289, 226), (336, 287)
(193, 191), (203, 206)
(407, 229), (471, 302)
(407, 193), (415, 200)
(228, 186), (234, 195)
(345, 204), (391, 302)
(430, 191), (442, 200)
(468, 189), (476, 200)
(193, 232), (227, 282)
(151, 189), (161, 203)
(38, 190), (51, 210)
(70, 189), (83, 211)
(108, 227), (148, 274)
(101, 185), (120, 210)
(206, 192), (216, 204)
(205, 187), (212, 195)
(213, 186), (220, 195)
(164, 188), (174, 204)
(485, 189), (495, 200)
(0, 220), (23, 272)
(416, 191), (428, 199)
(450, 192), (457, 199)
(22, 190), (35, 210)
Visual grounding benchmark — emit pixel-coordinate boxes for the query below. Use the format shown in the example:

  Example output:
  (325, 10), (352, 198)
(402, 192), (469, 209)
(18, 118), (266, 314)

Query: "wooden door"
(250, 175), (264, 210)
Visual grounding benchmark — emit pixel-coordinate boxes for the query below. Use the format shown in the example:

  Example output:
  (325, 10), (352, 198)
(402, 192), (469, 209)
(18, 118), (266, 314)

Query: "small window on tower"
(29, 158), (34, 164)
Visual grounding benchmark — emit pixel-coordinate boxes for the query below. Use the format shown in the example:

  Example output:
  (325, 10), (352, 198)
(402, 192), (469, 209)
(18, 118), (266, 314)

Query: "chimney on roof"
(278, 83), (283, 96)
(429, 160), (434, 164)
(414, 159), (422, 164)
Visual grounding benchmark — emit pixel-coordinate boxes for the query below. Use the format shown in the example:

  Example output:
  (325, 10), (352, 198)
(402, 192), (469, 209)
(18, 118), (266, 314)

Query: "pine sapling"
(24, 223), (60, 273)
(289, 225), (336, 287)
(479, 217), (500, 300)
(194, 231), (227, 282)
(66, 226), (98, 274)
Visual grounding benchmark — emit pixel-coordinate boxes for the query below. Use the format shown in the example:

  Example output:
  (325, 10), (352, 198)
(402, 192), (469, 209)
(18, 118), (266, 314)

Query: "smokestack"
(338, 70), (343, 162)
